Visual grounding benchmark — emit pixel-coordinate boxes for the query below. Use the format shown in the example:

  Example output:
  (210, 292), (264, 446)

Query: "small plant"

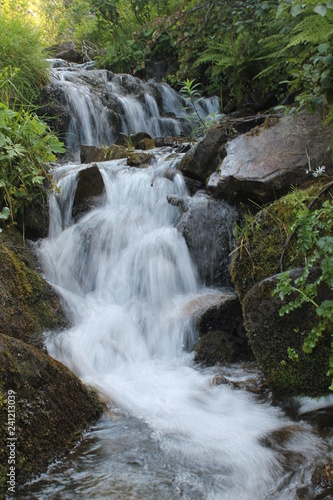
(0, 101), (65, 225)
(274, 195), (333, 390)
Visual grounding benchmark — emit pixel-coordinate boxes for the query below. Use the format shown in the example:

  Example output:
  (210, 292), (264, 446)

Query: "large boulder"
(0, 333), (102, 495)
(168, 192), (238, 287)
(243, 270), (332, 397)
(208, 110), (333, 202)
(179, 127), (228, 182)
(0, 228), (67, 348)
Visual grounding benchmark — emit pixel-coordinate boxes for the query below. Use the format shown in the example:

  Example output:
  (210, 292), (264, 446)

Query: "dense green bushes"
(0, 4), (65, 230)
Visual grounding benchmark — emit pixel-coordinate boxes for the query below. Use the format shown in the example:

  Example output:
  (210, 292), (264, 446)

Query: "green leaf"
(314, 4), (327, 16)
(318, 43), (330, 54)
(291, 4), (302, 16)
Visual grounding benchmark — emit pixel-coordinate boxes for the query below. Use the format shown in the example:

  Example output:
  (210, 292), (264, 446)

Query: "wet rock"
(72, 165), (105, 220)
(243, 269), (333, 397)
(179, 126), (228, 182)
(135, 137), (155, 150)
(0, 333), (102, 494)
(194, 292), (251, 365)
(0, 227), (67, 349)
(312, 463), (333, 490)
(208, 110), (333, 203)
(127, 152), (155, 167)
(80, 145), (128, 164)
(168, 192), (238, 287)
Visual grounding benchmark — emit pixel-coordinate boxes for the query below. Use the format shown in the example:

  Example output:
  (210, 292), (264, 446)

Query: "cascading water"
(23, 63), (333, 498)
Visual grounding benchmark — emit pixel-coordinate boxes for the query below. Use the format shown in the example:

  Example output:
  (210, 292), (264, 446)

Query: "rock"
(194, 292), (251, 365)
(312, 463), (333, 489)
(127, 151), (155, 167)
(243, 269), (333, 397)
(179, 126), (228, 182)
(168, 192), (238, 287)
(49, 41), (83, 63)
(155, 136), (189, 148)
(0, 333), (102, 494)
(0, 228), (67, 349)
(208, 110), (333, 202)
(231, 179), (332, 301)
(72, 165), (105, 220)
(80, 144), (128, 164)
(135, 137), (155, 150)
(17, 193), (49, 240)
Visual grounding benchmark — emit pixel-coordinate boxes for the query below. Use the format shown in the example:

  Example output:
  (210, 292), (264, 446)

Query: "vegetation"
(0, 3), (65, 231)
(274, 187), (333, 390)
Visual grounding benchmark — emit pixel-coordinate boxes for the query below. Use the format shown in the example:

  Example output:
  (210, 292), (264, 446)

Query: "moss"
(231, 179), (332, 301)
(0, 334), (103, 497)
(0, 227), (67, 348)
(243, 271), (332, 397)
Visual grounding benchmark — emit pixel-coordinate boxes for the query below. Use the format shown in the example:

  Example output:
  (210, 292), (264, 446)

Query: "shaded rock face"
(72, 165), (105, 221)
(0, 333), (102, 495)
(208, 110), (333, 202)
(49, 41), (83, 63)
(168, 192), (238, 287)
(243, 270), (332, 398)
(194, 292), (251, 365)
(179, 127), (228, 182)
(0, 228), (67, 349)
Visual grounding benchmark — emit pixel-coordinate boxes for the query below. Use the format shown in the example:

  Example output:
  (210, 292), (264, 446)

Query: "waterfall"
(47, 61), (220, 150)
(28, 63), (332, 498)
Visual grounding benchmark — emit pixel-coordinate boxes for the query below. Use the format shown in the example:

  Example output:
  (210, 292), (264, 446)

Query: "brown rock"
(80, 144), (128, 164)
(127, 151), (155, 167)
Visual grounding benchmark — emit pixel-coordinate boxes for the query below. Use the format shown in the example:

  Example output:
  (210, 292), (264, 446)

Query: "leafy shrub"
(0, 102), (65, 225)
(274, 184), (333, 390)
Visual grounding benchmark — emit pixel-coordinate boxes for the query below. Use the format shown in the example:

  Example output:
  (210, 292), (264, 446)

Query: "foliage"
(0, 101), (65, 225)
(274, 191), (333, 391)
(0, 7), (49, 106)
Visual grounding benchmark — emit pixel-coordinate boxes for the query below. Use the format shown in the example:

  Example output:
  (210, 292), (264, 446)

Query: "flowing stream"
(22, 62), (333, 499)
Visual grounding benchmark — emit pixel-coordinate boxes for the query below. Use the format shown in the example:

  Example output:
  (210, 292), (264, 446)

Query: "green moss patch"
(0, 227), (67, 348)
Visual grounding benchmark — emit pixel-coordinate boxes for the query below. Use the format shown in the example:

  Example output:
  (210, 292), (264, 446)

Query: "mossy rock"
(0, 227), (67, 348)
(0, 333), (102, 495)
(194, 330), (235, 365)
(243, 270), (332, 397)
(231, 179), (332, 302)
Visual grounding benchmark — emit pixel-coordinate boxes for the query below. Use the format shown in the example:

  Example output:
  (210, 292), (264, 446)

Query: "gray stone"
(168, 192), (238, 287)
(179, 127), (228, 182)
(208, 110), (333, 202)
